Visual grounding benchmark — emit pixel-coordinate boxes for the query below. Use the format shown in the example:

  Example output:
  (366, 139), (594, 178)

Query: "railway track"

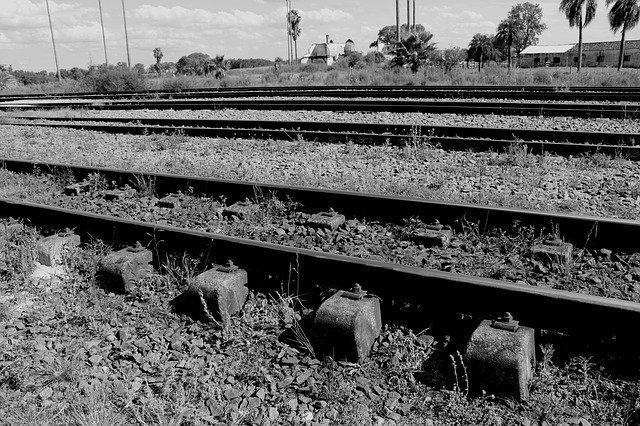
(4, 157), (640, 404)
(5, 85), (640, 102)
(6, 115), (640, 158)
(2, 186), (640, 335)
(2, 98), (640, 119)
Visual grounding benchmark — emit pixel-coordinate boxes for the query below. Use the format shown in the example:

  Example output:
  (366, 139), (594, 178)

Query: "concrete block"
(223, 201), (257, 219)
(37, 232), (81, 267)
(64, 182), (91, 196)
(413, 223), (453, 247)
(307, 211), (346, 231)
(313, 284), (382, 362)
(186, 261), (248, 324)
(97, 242), (153, 293)
(156, 194), (181, 209)
(532, 238), (573, 266)
(464, 316), (536, 400)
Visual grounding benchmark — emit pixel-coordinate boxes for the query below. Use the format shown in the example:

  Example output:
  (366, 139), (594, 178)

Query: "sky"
(1, 0), (639, 72)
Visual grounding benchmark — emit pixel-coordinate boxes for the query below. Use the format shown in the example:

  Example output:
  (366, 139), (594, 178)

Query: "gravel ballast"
(5, 108), (640, 133)
(1, 125), (639, 221)
(2, 169), (639, 304)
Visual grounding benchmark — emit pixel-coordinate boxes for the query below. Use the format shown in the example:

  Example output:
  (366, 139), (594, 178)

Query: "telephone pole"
(122, 0), (131, 67)
(98, 0), (108, 65)
(406, 0), (410, 31)
(413, 0), (416, 31)
(45, 0), (61, 81)
(285, 0), (291, 64)
(396, 0), (400, 43)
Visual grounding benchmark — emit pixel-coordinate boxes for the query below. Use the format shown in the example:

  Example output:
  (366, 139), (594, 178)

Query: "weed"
(85, 172), (108, 191)
(132, 174), (157, 198)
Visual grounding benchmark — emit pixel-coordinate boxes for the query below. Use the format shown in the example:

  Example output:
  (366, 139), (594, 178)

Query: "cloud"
(132, 5), (267, 29)
(304, 8), (353, 23)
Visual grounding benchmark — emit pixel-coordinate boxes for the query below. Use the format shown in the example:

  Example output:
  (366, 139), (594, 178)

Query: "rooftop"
(520, 44), (575, 55)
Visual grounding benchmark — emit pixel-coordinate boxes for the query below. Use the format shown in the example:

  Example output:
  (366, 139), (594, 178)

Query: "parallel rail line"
(2, 197), (640, 334)
(6, 116), (640, 158)
(5, 85), (640, 102)
(3, 157), (639, 252)
(3, 98), (640, 119)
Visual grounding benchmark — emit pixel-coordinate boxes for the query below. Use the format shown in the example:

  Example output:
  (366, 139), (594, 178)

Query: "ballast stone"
(156, 194), (181, 209)
(37, 232), (81, 267)
(413, 223), (453, 247)
(97, 243), (153, 293)
(531, 239), (573, 266)
(313, 285), (382, 362)
(223, 201), (257, 219)
(64, 182), (91, 196)
(307, 211), (346, 231)
(464, 318), (536, 400)
(186, 262), (249, 324)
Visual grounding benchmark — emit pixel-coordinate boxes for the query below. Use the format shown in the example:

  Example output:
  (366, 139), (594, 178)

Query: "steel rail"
(2, 197), (640, 334)
(2, 157), (639, 252)
(5, 84), (640, 100)
(4, 88), (640, 102)
(6, 120), (639, 158)
(2, 99), (639, 118)
(9, 114), (640, 145)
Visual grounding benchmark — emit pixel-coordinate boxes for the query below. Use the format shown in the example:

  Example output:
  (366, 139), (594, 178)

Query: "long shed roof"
(520, 44), (575, 55)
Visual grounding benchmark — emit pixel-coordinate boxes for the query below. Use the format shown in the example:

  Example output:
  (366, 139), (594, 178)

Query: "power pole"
(98, 0), (108, 65)
(406, 0), (410, 31)
(396, 0), (400, 43)
(45, 0), (61, 81)
(285, 0), (291, 64)
(413, 0), (416, 31)
(122, 0), (131, 67)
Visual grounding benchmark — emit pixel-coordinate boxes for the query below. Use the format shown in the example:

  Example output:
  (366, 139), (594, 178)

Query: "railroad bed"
(4, 98), (640, 119)
(2, 159), (640, 307)
(6, 115), (640, 159)
(6, 84), (640, 102)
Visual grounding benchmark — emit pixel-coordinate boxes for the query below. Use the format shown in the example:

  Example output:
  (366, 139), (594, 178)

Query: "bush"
(82, 64), (147, 92)
(532, 68), (553, 85)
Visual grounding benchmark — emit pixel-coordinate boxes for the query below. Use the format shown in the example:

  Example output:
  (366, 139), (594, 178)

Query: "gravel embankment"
(2, 170), (639, 303)
(5, 108), (640, 133)
(1, 125), (639, 221)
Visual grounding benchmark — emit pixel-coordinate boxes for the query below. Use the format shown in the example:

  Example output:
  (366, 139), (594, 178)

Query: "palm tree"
(559, 0), (598, 72)
(287, 9), (301, 63)
(495, 18), (518, 69)
(468, 33), (498, 72)
(606, 0), (640, 70)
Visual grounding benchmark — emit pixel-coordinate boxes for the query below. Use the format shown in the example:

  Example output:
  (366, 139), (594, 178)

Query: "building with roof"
(519, 40), (640, 68)
(300, 36), (355, 66)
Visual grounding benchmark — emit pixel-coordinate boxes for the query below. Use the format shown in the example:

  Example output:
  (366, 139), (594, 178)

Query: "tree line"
(468, 0), (640, 72)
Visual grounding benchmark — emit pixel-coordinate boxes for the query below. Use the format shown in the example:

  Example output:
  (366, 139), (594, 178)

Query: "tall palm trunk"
(507, 39), (512, 69)
(294, 38), (298, 63)
(577, 12), (584, 72)
(618, 23), (627, 71)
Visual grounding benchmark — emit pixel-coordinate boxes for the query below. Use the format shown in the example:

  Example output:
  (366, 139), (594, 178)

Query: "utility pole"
(45, 0), (61, 81)
(396, 0), (400, 44)
(122, 0), (131, 67)
(407, 0), (410, 31)
(285, 0), (291, 64)
(98, 0), (108, 65)
(413, 0), (416, 31)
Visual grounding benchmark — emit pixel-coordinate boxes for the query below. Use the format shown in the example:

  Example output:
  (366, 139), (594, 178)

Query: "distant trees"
(176, 52), (211, 75)
(493, 3), (547, 69)
(370, 24), (436, 72)
(153, 48), (163, 74)
(468, 34), (501, 71)
(606, 0), (640, 70)
(288, 9), (302, 63)
(559, 0), (598, 72)
(227, 58), (273, 69)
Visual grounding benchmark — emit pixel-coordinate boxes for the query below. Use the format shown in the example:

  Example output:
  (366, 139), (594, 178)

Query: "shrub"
(82, 64), (147, 92)
(532, 68), (553, 85)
